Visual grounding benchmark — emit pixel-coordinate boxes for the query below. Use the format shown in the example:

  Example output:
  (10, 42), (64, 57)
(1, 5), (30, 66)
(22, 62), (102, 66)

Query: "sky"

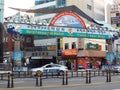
(4, 0), (34, 17)
(4, 0), (113, 18)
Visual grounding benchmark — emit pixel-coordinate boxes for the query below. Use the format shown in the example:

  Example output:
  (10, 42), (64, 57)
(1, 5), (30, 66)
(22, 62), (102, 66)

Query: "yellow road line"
(9, 80), (120, 89)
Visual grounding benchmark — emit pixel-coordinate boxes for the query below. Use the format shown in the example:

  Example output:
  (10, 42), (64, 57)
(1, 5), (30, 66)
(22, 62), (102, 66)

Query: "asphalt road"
(1, 81), (120, 90)
(0, 71), (120, 90)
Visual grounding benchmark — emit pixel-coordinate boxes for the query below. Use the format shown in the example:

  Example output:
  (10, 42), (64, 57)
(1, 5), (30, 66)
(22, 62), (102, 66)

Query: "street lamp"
(116, 44), (120, 64)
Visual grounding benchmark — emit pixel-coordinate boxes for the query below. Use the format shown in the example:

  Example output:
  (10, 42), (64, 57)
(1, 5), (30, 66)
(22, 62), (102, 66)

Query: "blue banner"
(13, 50), (23, 61)
(106, 52), (114, 61)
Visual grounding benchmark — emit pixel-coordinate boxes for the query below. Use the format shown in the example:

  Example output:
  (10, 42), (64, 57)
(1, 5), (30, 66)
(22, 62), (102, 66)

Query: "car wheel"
(58, 70), (64, 76)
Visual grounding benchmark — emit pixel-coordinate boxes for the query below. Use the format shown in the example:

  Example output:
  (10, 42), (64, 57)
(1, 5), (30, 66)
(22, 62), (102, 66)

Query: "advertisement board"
(6, 23), (110, 39)
(106, 52), (114, 61)
(13, 50), (23, 61)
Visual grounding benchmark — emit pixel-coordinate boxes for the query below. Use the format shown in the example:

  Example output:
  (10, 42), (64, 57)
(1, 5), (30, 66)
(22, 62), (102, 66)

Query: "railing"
(1, 69), (120, 88)
(0, 63), (11, 71)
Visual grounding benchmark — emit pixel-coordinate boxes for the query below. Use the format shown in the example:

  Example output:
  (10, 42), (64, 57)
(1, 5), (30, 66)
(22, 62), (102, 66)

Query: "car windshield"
(114, 65), (120, 68)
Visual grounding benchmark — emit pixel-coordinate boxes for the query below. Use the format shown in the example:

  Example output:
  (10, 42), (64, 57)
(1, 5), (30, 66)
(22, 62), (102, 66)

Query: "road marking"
(10, 80), (120, 89)
(0, 81), (24, 85)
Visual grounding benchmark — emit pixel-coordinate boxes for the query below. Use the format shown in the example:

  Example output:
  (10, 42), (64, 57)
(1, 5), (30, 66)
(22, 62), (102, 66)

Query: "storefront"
(61, 48), (77, 70)
(77, 50), (106, 69)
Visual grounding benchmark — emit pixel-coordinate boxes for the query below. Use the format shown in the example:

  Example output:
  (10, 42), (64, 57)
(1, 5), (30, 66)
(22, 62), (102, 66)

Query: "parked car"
(30, 63), (68, 76)
(101, 65), (115, 71)
(78, 64), (85, 69)
(113, 65), (120, 73)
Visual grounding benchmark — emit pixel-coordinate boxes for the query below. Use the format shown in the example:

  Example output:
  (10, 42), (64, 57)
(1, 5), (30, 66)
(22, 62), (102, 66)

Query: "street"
(0, 74), (120, 90)
(1, 80), (120, 90)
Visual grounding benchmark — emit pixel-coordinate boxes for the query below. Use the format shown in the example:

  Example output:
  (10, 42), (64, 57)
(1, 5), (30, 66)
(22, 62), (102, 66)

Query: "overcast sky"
(4, 0), (34, 17)
(4, 0), (113, 18)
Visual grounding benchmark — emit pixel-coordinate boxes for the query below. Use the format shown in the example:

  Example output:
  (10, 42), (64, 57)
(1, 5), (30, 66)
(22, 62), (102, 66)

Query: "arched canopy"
(9, 5), (102, 25)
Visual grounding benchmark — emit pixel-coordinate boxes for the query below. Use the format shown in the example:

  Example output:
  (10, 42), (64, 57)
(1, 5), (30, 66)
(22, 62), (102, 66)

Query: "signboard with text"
(6, 23), (110, 39)
(106, 52), (114, 61)
(13, 50), (23, 61)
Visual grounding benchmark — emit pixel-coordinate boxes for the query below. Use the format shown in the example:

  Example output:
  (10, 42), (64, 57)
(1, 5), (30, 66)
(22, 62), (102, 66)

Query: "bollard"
(94, 71), (95, 76)
(1, 74), (3, 80)
(81, 71), (83, 77)
(18, 71), (20, 78)
(71, 71), (73, 77)
(62, 71), (65, 85)
(36, 70), (42, 87)
(52, 72), (53, 78)
(30, 71), (32, 78)
(66, 71), (68, 85)
(108, 69), (111, 82)
(36, 75), (38, 86)
(86, 70), (88, 84)
(40, 74), (42, 86)
(102, 71), (104, 76)
(88, 70), (91, 83)
(7, 72), (10, 88)
(76, 71), (78, 77)
(106, 69), (109, 82)
(11, 73), (14, 88)
(24, 71), (26, 78)
(46, 70), (48, 79)
(98, 70), (100, 76)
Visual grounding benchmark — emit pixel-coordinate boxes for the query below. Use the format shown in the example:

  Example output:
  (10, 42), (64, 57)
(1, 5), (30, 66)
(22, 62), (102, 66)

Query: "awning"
(77, 50), (106, 57)
(31, 56), (52, 59)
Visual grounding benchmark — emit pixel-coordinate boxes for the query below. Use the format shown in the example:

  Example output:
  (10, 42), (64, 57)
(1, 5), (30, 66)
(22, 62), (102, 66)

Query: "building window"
(87, 4), (92, 10)
(57, 0), (66, 7)
(35, 0), (55, 5)
(26, 37), (31, 43)
(116, 13), (120, 27)
(72, 42), (76, 49)
(65, 43), (69, 49)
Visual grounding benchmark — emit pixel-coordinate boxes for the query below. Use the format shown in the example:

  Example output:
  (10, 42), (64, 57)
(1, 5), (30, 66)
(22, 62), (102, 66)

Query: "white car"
(30, 63), (68, 76)
(113, 65), (120, 73)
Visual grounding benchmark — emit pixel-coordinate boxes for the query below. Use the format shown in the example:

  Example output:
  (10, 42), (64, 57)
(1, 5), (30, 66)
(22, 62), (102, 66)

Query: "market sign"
(6, 23), (111, 39)
(49, 11), (86, 28)
(111, 16), (120, 24)
(86, 43), (102, 50)
(62, 48), (77, 56)
(116, 52), (120, 59)
(106, 52), (114, 61)
(13, 50), (23, 61)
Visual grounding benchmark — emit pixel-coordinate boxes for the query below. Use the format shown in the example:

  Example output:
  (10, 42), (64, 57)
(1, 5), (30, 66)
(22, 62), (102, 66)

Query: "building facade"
(28, 0), (109, 69)
(4, 0), (111, 69)
(0, 0), (4, 23)
(105, 0), (120, 64)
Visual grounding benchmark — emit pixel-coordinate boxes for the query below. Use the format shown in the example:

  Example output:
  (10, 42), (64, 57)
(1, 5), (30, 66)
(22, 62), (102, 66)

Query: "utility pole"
(0, 23), (4, 63)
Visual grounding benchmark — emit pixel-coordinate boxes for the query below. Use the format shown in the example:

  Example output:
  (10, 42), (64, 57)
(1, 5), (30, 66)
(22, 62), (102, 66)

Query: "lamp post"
(116, 44), (120, 64)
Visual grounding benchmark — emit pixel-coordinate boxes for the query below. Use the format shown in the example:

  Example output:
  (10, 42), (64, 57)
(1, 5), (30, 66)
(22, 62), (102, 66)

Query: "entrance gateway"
(5, 11), (116, 39)
(4, 10), (118, 69)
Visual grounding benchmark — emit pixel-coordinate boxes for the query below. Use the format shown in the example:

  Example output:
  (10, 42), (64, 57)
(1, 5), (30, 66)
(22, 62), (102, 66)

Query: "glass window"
(57, 0), (66, 7)
(35, 0), (55, 5)
(65, 43), (69, 49)
(72, 42), (76, 49)
(26, 37), (31, 43)
(87, 4), (92, 10)
(46, 65), (52, 68)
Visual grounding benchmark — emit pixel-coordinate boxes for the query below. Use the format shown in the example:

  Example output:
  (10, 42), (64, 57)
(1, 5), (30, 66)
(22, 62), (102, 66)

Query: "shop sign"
(47, 45), (56, 50)
(86, 43), (102, 50)
(110, 4), (119, 13)
(6, 23), (111, 39)
(106, 52), (114, 61)
(116, 52), (120, 59)
(13, 50), (23, 61)
(111, 16), (120, 24)
(62, 48), (77, 56)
